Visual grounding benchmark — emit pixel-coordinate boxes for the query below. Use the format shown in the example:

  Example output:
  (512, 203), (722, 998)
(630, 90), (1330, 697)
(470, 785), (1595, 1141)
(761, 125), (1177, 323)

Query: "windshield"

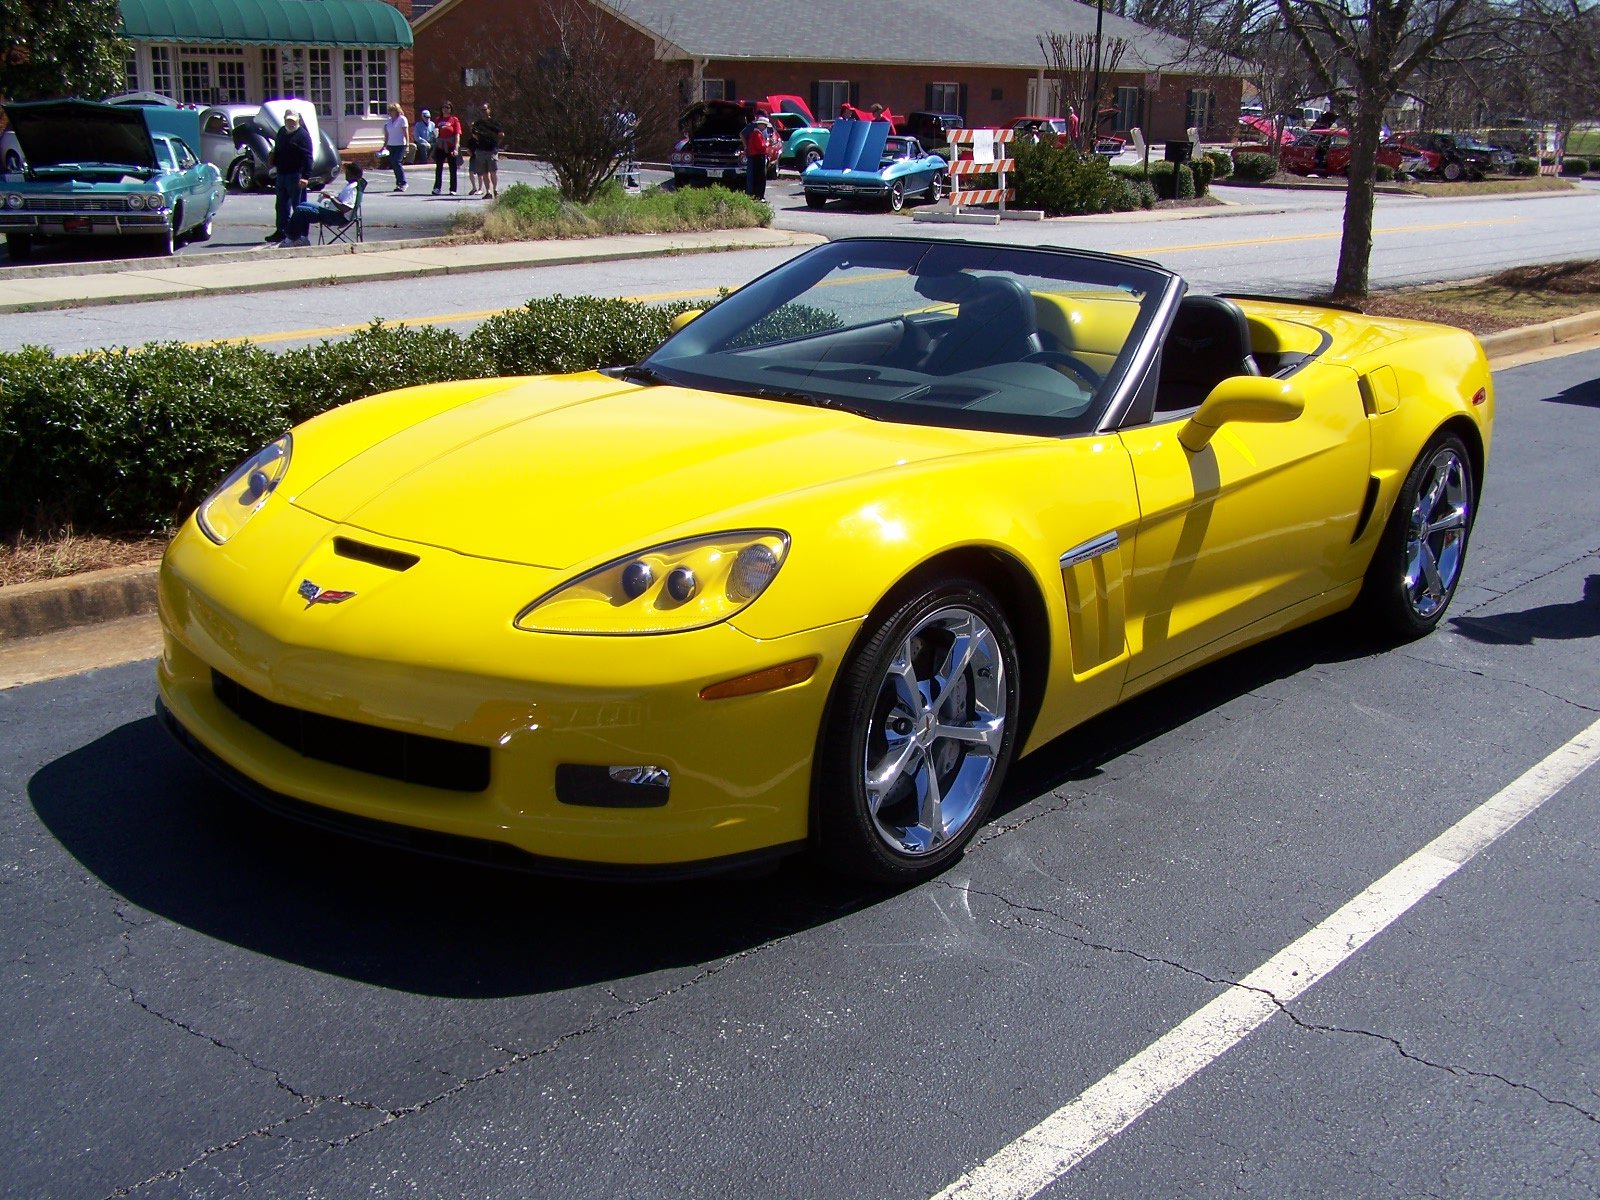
(644, 239), (1172, 436)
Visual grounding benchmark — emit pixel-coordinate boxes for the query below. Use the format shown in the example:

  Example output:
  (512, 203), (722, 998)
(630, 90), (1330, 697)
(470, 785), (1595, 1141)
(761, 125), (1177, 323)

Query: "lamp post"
(1091, 0), (1104, 143)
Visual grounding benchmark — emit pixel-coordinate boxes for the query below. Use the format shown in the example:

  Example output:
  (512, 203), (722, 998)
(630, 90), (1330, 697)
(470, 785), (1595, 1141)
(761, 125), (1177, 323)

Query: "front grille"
(212, 670), (490, 792)
(22, 196), (132, 212)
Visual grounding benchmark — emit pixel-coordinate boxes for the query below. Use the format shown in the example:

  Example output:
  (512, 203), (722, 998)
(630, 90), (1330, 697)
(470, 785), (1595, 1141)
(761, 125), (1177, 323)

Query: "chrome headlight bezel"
(516, 530), (791, 636)
(196, 435), (292, 544)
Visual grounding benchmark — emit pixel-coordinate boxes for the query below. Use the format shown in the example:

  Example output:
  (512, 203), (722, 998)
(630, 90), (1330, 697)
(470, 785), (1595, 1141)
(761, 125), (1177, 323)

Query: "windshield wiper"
(614, 363), (675, 386)
(747, 386), (878, 420)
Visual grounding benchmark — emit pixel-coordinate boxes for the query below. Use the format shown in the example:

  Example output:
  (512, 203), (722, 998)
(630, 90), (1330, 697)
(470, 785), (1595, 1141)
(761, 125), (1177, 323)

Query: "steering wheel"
(1021, 349), (1103, 389)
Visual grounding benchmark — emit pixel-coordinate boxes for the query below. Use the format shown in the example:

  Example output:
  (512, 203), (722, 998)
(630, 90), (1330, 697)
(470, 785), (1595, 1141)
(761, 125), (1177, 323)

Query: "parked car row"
(1242, 116), (1518, 180)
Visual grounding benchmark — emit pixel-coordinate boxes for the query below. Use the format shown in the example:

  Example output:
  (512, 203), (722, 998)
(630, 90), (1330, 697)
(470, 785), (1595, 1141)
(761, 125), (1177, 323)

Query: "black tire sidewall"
(1358, 431), (1475, 641)
(813, 578), (1020, 883)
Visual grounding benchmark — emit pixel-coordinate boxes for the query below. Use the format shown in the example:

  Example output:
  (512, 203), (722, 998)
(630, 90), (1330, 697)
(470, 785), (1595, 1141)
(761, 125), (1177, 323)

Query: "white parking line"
(933, 714), (1600, 1200)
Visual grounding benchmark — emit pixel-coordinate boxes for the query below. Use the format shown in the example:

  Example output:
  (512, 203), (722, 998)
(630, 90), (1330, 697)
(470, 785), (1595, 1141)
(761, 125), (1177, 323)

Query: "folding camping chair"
(318, 179), (366, 244)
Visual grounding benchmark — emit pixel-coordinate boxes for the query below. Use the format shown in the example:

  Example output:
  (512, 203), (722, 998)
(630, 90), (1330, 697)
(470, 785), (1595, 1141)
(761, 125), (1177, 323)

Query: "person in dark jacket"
(266, 111), (314, 242)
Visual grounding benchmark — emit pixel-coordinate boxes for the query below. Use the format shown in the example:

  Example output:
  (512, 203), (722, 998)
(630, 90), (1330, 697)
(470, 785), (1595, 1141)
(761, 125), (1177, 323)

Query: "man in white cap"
(741, 110), (772, 200)
(266, 110), (313, 242)
(413, 108), (437, 166)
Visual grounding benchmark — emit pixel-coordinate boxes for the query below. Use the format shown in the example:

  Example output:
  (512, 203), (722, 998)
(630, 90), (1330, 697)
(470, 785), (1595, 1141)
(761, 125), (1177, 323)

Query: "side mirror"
(669, 309), (704, 334)
(1179, 376), (1304, 452)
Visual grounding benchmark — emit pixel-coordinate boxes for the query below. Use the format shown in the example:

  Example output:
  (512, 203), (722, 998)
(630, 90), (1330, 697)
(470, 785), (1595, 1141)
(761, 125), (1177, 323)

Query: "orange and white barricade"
(915, 128), (1036, 223)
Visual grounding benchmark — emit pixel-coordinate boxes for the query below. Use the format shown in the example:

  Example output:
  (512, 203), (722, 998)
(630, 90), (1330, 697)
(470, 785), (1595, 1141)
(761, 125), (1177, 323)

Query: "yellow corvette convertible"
(157, 238), (1492, 882)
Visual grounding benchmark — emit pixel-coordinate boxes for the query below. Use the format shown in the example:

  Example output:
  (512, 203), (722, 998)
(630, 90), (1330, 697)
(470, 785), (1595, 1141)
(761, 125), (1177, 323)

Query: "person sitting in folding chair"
(280, 163), (364, 247)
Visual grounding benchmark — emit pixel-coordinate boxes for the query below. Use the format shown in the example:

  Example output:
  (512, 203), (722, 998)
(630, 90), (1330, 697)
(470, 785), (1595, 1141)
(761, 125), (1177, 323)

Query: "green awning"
(119, 0), (414, 50)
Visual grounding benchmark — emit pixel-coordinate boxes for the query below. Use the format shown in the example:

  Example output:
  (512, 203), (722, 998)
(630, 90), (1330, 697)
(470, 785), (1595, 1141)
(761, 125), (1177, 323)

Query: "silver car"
(197, 104), (260, 180)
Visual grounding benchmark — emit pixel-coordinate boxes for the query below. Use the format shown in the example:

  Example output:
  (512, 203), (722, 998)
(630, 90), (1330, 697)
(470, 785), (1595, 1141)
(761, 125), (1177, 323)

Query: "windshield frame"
(642, 237), (1182, 438)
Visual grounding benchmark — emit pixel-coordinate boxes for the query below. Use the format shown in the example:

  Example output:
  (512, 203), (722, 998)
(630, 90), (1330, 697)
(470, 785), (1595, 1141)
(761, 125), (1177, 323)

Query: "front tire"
(1442, 160), (1464, 182)
(886, 180), (906, 212)
(5, 231), (31, 261)
(814, 580), (1019, 883)
(1357, 432), (1476, 641)
(190, 212), (214, 242)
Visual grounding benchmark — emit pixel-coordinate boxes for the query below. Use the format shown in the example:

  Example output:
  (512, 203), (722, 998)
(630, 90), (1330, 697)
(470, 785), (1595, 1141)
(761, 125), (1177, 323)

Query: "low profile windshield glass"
(644, 239), (1172, 436)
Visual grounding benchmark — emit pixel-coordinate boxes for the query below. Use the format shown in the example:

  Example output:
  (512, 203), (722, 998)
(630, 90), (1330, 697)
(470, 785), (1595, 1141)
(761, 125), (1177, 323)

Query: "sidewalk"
(0, 226), (826, 315)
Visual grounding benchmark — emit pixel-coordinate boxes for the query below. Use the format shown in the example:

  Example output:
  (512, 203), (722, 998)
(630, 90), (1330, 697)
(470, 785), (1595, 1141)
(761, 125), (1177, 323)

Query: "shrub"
(1010, 138), (1126, 215)
(1114, 175), (1157, 210)
(1190, 156), (1213, 195)
(1375, 164), (1395, 182)
(0, 297), (709, 539)
(1511, 157), (1539, 176)
(1231, 152), (1278, 183)
(1204, 149), (1233, 180)
(1560, 157), (1589, 176)
(454, 182), (772, 241)
(1145, 161), (1195, 200)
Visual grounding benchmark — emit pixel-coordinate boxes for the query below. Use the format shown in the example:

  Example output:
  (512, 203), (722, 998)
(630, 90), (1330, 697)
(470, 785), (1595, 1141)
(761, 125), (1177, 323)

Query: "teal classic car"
(802, 122), (948, 211)
(779, 121), (830, 172)
(0, 100), (225, 260)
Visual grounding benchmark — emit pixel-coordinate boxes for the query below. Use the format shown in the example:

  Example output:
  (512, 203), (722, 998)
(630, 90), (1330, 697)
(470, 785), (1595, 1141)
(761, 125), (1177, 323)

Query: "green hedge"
(1010, 138), (1128, 215)
(1203, 149), (1233, 180)
(0, 296), (704, 538)
(1511, 157), (1539, 176)
(1231, 152), (1278, 183)
(1560, 157), (1590, 176)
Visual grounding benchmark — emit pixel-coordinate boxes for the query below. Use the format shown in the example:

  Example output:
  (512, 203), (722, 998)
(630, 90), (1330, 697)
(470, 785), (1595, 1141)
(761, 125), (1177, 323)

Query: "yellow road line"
(185, 218), (1527, 348)
(1141, 217), (1522, 256)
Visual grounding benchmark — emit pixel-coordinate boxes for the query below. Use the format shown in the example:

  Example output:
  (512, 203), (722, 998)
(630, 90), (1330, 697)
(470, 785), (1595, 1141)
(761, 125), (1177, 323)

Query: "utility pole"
(1091, 0), (1105, 139)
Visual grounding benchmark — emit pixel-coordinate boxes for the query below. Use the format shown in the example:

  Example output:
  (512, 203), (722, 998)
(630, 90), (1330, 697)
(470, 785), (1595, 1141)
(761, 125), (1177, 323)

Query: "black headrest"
(1161, 294), (1254, 381)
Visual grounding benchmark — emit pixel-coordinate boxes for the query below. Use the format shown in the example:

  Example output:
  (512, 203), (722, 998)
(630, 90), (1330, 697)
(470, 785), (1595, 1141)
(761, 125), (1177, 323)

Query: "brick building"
(116, 0), (415, 155)
(411, 0), (1244, 149)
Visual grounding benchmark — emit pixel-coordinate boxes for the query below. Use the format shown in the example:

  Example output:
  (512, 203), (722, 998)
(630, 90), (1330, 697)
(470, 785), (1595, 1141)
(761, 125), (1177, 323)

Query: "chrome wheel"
(1358, 431), (1477, 641)
(887, 180), (906, 212)
(862, 604), (1008, 857)
(1403, 444), (1473, 620)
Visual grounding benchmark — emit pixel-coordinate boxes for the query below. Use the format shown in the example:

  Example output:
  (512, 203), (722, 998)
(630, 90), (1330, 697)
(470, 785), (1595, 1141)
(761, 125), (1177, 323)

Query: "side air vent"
(333, 537), (420, 572)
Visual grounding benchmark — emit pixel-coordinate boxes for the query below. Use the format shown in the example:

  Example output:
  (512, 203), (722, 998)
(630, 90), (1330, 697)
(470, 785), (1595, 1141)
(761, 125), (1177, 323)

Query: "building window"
(1185, 89), (1215, 131)
(927, 82), (961, 113)
(124, 51), (138, 92)
(701, 78), (730, 101)
(1114, 86), (1140, 131)
(149, 46), (172, 98)
(307, 49), (333, 117)
(343, 50), (388, 115)
(261, 48), (278, 97)
(176, 47), (247, 104)
(815, 80), (851, 116)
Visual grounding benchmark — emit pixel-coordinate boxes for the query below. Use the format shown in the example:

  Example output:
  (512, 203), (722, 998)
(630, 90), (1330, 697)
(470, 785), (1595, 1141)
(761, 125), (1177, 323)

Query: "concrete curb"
(0, 561), (161, 641)
(5, 309), (1599, 646)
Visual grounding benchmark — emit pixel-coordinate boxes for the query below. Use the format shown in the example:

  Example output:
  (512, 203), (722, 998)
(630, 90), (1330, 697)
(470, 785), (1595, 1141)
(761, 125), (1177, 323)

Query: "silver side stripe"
(1059, 531), (1120, 569)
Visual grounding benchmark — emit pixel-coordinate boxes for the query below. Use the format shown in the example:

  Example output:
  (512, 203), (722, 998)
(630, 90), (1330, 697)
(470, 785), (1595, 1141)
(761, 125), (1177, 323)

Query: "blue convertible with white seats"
(802, 121), (948, 212)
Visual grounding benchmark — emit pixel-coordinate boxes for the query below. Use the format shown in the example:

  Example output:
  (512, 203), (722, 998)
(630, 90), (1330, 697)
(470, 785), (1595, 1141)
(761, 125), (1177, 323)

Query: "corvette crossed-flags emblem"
(298, 579), (356, 608)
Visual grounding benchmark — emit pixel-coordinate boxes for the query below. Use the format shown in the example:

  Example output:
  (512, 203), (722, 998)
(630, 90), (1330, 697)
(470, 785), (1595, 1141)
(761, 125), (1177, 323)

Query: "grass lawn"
(449, 181), (772, 241)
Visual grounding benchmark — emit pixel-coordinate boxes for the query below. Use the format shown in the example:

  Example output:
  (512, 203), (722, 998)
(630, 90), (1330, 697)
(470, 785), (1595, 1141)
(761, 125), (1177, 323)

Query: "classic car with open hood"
(0, 99), (224, 260)
(802, 122), (948, 210)
(670, 99), (777, 186)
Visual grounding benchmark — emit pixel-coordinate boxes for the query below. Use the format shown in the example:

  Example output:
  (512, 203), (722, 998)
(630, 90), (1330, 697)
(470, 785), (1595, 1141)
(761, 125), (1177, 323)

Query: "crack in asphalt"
(100, 917), (784, 1198)
(1398, 651), (1600, 715)
(938, 880), (1600, 1127)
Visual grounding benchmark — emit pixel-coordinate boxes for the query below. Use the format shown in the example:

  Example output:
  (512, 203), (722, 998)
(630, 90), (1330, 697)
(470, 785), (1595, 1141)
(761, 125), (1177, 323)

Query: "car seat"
(924, 275), (1046, 375)
(1155, 294), (1259, 414)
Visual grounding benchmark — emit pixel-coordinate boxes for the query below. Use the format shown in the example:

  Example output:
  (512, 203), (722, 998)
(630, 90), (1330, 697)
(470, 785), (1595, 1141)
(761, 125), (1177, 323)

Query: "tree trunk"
(1331, 106), (1386, 302)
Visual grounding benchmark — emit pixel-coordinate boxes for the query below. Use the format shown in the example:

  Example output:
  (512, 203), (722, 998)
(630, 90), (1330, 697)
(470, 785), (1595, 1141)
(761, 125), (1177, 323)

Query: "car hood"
(679, 101), (747, 140)
(292, 374), (1019, 569)
(1, 99), (158, 169)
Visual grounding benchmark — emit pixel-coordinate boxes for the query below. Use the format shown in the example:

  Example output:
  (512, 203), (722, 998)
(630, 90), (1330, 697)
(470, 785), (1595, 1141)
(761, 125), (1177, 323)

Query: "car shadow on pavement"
(1543, 376), (1600, 408)
(1451, 574), (1600, 645)
(28, 718), (882, 999)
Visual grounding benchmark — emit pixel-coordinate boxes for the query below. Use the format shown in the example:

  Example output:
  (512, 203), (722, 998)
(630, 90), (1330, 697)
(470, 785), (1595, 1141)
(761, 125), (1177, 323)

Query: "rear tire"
(5, 231), (31, 261)
(1356, 432), (1476, 642)
(805, 192), (827, 209)
(813, 579), (1019, 883)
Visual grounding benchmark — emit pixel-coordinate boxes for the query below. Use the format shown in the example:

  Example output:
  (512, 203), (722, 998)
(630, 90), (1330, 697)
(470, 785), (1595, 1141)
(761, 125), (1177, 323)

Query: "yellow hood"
(292, 374), (1016, 568)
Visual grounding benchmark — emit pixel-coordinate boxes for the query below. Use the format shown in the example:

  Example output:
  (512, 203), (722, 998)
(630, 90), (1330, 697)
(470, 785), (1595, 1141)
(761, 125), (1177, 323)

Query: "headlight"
(3, 193), (21, 209)
(196, 435), (292, 544)
(144, 193), (166, 211)
(516, 531), (789, 635)
(126, 193), (145, 210)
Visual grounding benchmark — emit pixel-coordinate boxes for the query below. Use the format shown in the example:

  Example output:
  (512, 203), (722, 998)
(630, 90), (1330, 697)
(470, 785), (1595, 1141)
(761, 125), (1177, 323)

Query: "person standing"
(470, 102), (504, 199)
(383, 102), (409, 192)
(432, 100), (462, 194)
(741, 112), (770, 200)
(265, 110), (313, 242)
(1066, 104), (1081, 145)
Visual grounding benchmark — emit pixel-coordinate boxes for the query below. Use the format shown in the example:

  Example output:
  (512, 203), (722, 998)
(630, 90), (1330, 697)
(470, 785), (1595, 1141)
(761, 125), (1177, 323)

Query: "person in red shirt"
(742, 113), (771, 199)
(1067, 104), (1081, 144)
(431, 100), (464, 195)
